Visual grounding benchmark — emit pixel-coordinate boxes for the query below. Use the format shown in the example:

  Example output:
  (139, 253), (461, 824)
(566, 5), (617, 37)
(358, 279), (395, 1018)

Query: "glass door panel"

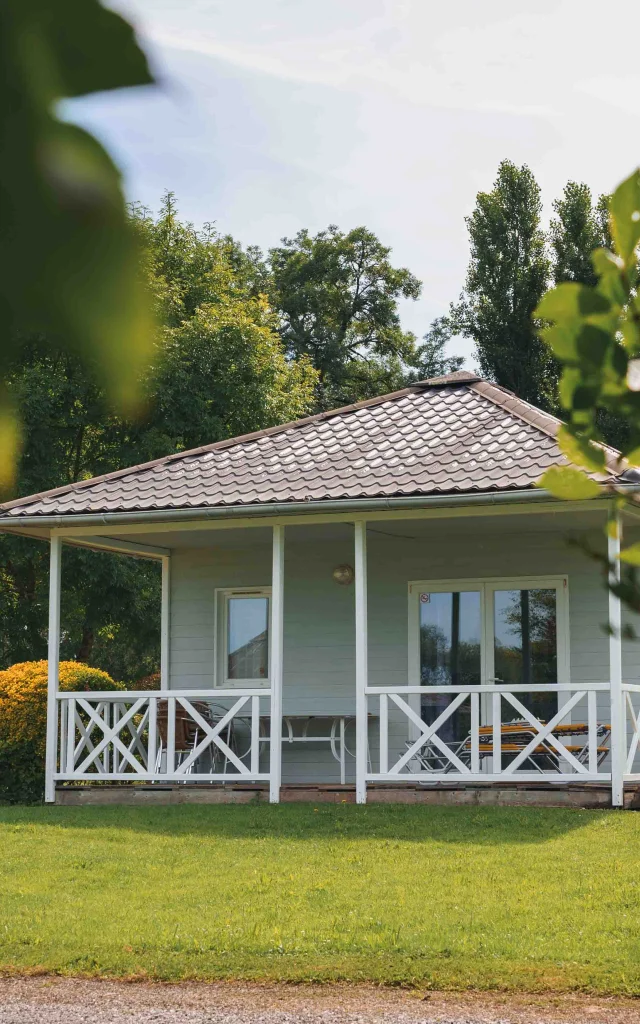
(419, 590), (481, 742)
(493, 587), (558, 724)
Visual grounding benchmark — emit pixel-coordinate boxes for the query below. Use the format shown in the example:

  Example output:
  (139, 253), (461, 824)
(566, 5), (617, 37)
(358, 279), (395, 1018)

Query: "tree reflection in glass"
(493, 588), (557, 723)
(419, 591), (481, 742)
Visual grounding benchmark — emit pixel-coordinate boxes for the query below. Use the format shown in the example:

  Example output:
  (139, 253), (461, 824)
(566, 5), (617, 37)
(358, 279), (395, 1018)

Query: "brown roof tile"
(0, 373), (620, 518)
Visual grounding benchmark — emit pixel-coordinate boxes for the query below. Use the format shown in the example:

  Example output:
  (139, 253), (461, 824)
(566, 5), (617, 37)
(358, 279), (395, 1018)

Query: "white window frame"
(214, 586), (271, 688)
(407, 575), (570, 701)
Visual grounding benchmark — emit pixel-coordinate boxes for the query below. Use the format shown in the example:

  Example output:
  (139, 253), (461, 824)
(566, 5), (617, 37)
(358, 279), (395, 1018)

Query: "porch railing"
(365, 683), (613, 783)
(623, 684), (640, 782)
(55, 689), (271, 783)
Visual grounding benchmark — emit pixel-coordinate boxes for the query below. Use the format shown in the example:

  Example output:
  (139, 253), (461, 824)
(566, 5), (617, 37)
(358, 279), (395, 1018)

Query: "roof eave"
(0, 486), (622, 534)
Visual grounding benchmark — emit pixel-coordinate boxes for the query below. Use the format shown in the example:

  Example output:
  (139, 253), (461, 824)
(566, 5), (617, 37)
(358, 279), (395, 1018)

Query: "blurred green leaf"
(557, 425), (606, 473)
(535, 282), (610, 323)
(592, 248), (627, 306)
(44, 0), (154, 97)
(576, 324), (610, 367)
(609, 170), (640, 265)
(543, 324), (579, 363)
(619, 542), (640, 566)
(538, 466), (602, 500)
(0, 0), (155, 489)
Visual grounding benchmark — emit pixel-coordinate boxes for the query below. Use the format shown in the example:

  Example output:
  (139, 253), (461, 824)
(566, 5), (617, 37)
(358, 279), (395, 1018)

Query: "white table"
(281, 714), (375, 785)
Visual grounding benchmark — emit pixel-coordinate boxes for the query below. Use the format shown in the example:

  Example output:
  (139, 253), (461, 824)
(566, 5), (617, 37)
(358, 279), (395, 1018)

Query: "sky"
(68, 0), (640, 366)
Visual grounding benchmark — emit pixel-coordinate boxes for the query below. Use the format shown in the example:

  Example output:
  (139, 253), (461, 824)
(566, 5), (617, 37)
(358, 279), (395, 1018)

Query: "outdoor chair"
(406, 718), (611, 776)
(155, 700), (217, 777)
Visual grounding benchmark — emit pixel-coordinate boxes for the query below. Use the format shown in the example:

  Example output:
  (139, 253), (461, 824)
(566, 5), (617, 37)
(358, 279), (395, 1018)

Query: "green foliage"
(538, 466), (601, 500)
(268, 225), (423, 408)
(0, 197), (318, 677)
(0, 660), (122, 757)
(409, 317), (464, 383)
(550, 183), (611, 287)
(0, 1), (155, 489)
(451, 160), (553, 408)
(535, 169), (640, 461)
(0, 741), (43, 805)
(535, 168), (640, 608)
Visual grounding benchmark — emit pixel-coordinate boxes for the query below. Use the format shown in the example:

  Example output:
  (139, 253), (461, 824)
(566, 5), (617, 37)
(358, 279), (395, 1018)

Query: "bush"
(133, 672), (160, 690)
(0, 661), (123, 758)
(0, 740), (44, 804)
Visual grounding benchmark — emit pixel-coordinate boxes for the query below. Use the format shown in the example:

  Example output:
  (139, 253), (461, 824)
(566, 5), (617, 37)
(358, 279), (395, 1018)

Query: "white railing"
(623, 684), (640, 781)
(366, 684), (612, 783)
(55, 689), (271, 783)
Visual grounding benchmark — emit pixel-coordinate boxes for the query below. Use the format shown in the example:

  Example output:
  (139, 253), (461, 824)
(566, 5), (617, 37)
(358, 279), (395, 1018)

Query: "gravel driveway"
(1, 978), (639, 1024)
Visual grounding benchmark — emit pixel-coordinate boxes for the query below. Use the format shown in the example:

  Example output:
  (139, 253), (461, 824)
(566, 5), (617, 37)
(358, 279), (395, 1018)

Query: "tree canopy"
(268, 225), (424, 408)
(0, 197), (318, 679)
(550, 182), (611, 287)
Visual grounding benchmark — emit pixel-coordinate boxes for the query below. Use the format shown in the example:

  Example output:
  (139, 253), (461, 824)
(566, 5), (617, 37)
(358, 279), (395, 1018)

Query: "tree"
(550, 182), (611, 286)
(268, 225), (422, 408)
(451, 160), (552, 408)
(409, 317), (464, 383)
(0, 1), (155, 491)
(0, 199), (317, 678)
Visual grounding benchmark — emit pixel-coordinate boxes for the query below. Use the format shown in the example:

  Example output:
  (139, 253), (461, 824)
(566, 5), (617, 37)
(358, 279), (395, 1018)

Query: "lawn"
(1, 804), (640, 993)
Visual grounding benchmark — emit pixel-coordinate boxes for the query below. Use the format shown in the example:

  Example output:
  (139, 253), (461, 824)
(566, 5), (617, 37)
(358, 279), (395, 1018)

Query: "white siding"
(168, 520), (631, 783)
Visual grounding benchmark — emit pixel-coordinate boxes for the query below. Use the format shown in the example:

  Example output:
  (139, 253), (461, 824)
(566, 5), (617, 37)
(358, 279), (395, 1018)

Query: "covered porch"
(39, 499), (640, 807)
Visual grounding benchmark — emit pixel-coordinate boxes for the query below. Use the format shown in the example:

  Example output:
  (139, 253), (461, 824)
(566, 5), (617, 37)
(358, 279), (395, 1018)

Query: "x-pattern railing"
(56, 689), (271, 783)
(623, 684), (640, 779)
(367, 683), (611, 783)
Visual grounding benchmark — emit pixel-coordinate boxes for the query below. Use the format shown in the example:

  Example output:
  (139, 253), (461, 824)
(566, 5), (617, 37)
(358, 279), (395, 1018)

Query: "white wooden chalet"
(2, 371), (640, 806)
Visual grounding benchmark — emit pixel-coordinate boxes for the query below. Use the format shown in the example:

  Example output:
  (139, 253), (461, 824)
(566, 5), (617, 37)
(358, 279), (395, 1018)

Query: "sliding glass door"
(409, 577), (569, 741)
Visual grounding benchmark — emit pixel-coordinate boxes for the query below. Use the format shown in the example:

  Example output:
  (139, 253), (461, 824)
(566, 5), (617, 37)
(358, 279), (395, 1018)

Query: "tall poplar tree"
(452, 160), (552, 408)
(550, 182), (611, 286)
(547, 182), (626, 448)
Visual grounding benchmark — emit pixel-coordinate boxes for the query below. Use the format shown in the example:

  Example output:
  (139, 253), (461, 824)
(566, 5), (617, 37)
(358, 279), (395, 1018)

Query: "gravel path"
(1, 979), (640, 1024)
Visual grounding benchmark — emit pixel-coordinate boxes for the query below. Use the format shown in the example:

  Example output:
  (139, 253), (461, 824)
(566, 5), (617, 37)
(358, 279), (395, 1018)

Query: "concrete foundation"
(54, 782), (640, 809)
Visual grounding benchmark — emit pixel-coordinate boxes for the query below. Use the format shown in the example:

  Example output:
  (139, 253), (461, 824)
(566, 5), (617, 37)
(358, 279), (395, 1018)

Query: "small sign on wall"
(420, 593), (431, 603)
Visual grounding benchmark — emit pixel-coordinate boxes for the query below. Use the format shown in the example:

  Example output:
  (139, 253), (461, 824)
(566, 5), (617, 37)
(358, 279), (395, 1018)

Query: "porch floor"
(55, 782), (640, 809)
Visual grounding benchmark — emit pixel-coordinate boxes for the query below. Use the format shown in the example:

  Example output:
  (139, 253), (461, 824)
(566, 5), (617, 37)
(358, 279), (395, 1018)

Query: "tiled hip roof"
(0, 374), (618, 518)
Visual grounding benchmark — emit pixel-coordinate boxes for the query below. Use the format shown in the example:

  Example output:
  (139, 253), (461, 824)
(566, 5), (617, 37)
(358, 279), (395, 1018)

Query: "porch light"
(332, 564), (354, 586)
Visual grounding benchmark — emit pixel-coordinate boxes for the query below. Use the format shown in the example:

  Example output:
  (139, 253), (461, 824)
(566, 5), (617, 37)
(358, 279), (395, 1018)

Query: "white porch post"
(269, 525), (284, 803)
(354, 521), (368, 804)
(609, 514), (624, 808)
(45, 535), (62, 803)
(160, 555), (171, 689)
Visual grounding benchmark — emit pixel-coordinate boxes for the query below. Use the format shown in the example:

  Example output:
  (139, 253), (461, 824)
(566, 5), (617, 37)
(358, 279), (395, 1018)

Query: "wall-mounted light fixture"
(332, 564), (354, 586)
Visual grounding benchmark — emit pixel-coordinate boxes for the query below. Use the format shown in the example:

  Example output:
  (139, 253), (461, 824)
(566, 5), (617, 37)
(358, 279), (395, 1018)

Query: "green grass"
(1, 804), (640, 993)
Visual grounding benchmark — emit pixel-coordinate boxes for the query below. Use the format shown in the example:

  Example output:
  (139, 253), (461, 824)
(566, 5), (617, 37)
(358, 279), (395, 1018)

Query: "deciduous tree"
(268, 225), (422, 408)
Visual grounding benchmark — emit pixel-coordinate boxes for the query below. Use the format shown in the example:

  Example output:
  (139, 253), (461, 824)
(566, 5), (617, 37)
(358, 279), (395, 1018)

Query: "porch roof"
(0, 371), (620, 520)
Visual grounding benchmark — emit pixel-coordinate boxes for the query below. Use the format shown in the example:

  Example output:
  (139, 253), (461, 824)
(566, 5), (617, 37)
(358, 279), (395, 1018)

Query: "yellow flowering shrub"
(0, 661), (123, 757)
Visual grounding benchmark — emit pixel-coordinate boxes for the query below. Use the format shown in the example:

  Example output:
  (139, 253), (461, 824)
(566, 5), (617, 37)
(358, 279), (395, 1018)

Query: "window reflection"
(419, 590), (481, 741)
(227, 597), (269, 680)
(494, 588), (557, 722)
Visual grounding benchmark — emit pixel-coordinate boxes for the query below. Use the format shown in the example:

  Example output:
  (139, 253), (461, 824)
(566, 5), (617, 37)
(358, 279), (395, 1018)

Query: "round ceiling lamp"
(332, 564), (355, 586)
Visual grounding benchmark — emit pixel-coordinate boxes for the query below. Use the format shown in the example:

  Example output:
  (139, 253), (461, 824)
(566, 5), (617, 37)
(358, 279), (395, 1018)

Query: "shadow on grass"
(0, 801), (599, 844)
